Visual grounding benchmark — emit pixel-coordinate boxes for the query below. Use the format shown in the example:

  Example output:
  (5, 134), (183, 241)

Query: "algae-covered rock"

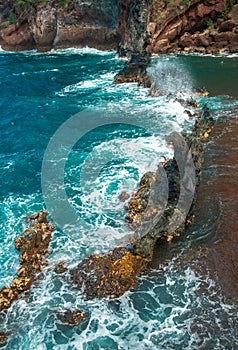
(70, 247), (148, 299)
(0, 210), (54, 313)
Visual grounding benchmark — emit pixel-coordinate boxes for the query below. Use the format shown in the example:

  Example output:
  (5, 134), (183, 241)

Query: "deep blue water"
(0, 48), (238, 349)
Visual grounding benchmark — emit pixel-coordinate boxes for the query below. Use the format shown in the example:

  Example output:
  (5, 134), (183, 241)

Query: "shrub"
(8, 12), (16, 26)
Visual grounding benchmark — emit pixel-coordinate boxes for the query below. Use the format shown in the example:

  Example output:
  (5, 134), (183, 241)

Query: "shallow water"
(0, 49), (238, 349)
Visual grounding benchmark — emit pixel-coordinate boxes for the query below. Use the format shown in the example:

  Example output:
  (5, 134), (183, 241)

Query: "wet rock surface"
(0, 210), (54, 312)
(57, 309), (88, 325)
(114, 51), (152, 86)
(191, 116), (238, 302)
(70, 247), (148, 299)
(59, 102), (215, 300)
(124, 103), (214, 258)
(0, 332), (7, 348)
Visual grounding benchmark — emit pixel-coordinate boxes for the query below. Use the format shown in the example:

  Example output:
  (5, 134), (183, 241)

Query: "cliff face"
(0, 0), (121, 51)
(148, 0), (238, 54)
(0, 0), (238, 53)
(118, 0), (152, 55)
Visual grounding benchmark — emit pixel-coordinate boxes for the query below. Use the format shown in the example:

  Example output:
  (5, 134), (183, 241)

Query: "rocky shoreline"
(0, 0), (234, 341)
(0, 97), (215, 341)
(0, 1), (238, 55)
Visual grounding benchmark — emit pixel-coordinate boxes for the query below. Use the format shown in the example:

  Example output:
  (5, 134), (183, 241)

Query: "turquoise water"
(0, 48), (238, 349)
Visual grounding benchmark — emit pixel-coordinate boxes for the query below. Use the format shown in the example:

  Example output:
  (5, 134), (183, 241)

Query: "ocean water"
(0, 48), (238, 349)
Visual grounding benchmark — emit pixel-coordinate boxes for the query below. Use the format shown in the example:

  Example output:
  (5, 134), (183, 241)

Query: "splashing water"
(0, 48), (238, 349)
(147, 57), (194, 99)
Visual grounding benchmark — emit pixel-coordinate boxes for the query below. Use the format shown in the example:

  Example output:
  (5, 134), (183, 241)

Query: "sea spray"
(0, 49), (238, 349)
(147, 58), (194, 99)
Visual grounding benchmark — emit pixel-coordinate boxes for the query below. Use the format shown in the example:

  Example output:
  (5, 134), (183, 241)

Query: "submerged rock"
(0, 210), (54, 312)
(0, 332), (8, 347)
(54, 261), (67, 274)
(57, 309), (88, 325)
(195, 87), (209, 97)
(118, 191), (131, 202)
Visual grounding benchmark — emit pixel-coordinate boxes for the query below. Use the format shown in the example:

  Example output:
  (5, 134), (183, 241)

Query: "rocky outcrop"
(124, 103), (214, 258)
(148, 0), (238, 54)
(0, 0), (121, 52)
(118, 0), (153, 56)
(31, 4), (57, 52)
(70, 247), (148, 299)
(114, 50), (152, 85)
(0, 210), (54, 312)
(0, 0), (238, 53)
(58, 102), (215, 299)
(0, 332), (7, 347)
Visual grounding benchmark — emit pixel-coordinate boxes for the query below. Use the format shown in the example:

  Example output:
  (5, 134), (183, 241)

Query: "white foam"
(52, 46), (115, 56)
(1, 222), (237, 350)
(147, 59), (194, 99)
(0, 192), (44, 288)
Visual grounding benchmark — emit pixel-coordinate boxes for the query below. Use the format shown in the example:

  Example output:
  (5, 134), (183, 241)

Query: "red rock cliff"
(0, 0), (238, 53)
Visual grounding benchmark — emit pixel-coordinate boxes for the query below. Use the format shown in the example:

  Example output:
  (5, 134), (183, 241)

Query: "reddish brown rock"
(153, 38), (170, 53)
(148, 0), (238, 55)
(179, 33), (195, 48)
(54, 261), (67, 274)
(219, 20), (236, 32)
(195, 34), (211, 47)
(0, 332), (8, 346)
(1, 22), (35, 51)
(0, 0), (238, 54)
(214, 32), (235, 43)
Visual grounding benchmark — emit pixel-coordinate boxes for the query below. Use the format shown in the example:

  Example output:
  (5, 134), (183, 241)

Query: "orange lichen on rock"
(0, 210), (54, 312)
(70, 247), (148, 299)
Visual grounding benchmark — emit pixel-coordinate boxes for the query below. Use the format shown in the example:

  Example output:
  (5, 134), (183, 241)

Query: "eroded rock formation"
(0, 210), (54, 312)
(125, 103), (214, 257)
(0, 0), (121, 51)
(114, 50), (152, 85)
(70, 247), (148, 299)
(149, 0), (238, 54)
(64, 102), (214, 298)
(0, 0), (238, 53)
